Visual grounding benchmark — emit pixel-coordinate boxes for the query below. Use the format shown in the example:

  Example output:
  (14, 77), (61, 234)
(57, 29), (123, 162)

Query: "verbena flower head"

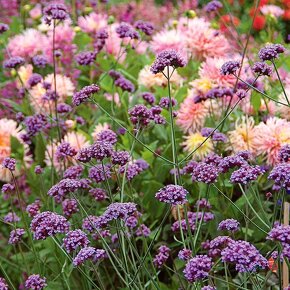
(103, 202), (137, 222)
(3, 56), (25, 69)
(43, 3), (69, 25)
(89, 188), (107, 201)
(89, 164), (111, 183)
(62, 198), (79, 217)
(136, 224), (151, 237)
(141, 92), (155, 104)
(153, 245), (170, 268)
(95, 129), (118, 145)
(267, 223), (290, 244)
(28, 73), (42, 87)
(24, 274), (47, 290)
(178, 249), (192, 261)
(220, 60), (240, 75)
(8, 228), (25, 244)
(63, 165), (83, 179)
(4, 212), (20, 223)
(218, 219), (240, 232)
(111, 150), (130, 166)
(114, 77), (135, 92)
(155, 184), (188, 205)
(258, 44), (286, 61)
(205, 0), (223, 13)
(75, 51), (97, 66)
(183, 255), (213, 283)
(221, 240), (268, 272)
(0, 23), (9, 34)
(202, 286), (216, 290)
(268, 163), (290, 190)
(0, 277), (8, 290)
(73, 246), (105, 266)
(119, 159), (149, 181)
(134, 20), (154, 36)
(73, 84), (100, 106)
(191, 162), (219, 184)
(278, 145), (290, 163)
(2, 157), (16, 171)
(63, 229), (90, 253)
(252, 62), (273, 76)
(230, 165), (264, 184)
(32, 55), (48, 68)
(26, 200), (41, 217)
(1, 183), (14, 193)
(30, 211), (70, 240)
(150, 49), (186, 74)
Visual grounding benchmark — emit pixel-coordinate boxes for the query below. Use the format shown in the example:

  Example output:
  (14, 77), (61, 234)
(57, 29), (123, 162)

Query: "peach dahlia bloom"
(45, 132), (89, 170)
(0, 119), (32, 182)
(78, 12), (107, 34)
(228, 116), (257, 154)
(253, 117), (290, 165)
(138, 65), (182, 88)
(17, 65), (33, 88)
(276, 89), (290, 120)
(182, 132), (213, 160)
(176, 96), (208, 133)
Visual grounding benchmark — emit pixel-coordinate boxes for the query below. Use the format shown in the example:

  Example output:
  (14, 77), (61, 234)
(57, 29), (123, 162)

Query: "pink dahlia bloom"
(105, 24), (125, 62)
(78, 12), (107, 34)
(150, 29), (186, 57)
(199, 57), (244, 88)
(176, 96), (208, 133)
(7, 29), (49, 59)
(184, 17), (230, 60)
(253, 117), (290, 165)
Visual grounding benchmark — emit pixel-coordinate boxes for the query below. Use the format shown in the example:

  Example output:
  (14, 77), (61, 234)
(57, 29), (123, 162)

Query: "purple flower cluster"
(115, 76), (135, 93)
(268, 163), (290, 190)
(57, 103), (72, 114)
(30, 211), (70, 240)
(63, 229), (90, 253)
(0, 277), (8, 290)
(155, 184), (188, 205)
(28, 73), (42, 87)
(96, 129), (118, 144)
(150, 49), (186, 74)
(55, 142), (77, 161)
(32, 55), (48, 68)
(202, 286), (216, 290)
(89, 164), (111, 183)
(134, 20), (154, 35)
(73, 247), (106, 266)
(205, 236), (233, 257)
(135, 224), (151, 237)
(1, 183), (14, 193)
(89, 188), (107, 201)
(0, 23), (9, 34)
(218, 219), (240, 232)
(221, 240), (268, 272)
(205, 0), (223, 13)
(230, 165), (264, 184)
(201, 127), (227, 142)
(75, 51), (97, 66)
(183, 255), (213, 282)
(4, 212), (20, 223)
(171, 211), (214, 232)
(23, 114), (47, 140)
(153, 245), (170, 268)
(278, 145), (290, 163)
(116, 22), (140, 39)
(267, 224), (290, 244)
(73, 84), (100, 106)
(62, 198), (79, 217)
(8, 228), (25, 244)
(220, 60), (240, 75)
(178, 248), (192, 261)
(2, 157), (16, 171)
(26, 200), (41, 217)
(119, 159), (149, 181)
(82, 215), (99, 233)
(43, 3), (69, 25)
(3, 56), (25, 69)
(141, 92), (155, 104)
(111, 150), (130, 166)
(159, 97), (177, 109)
(191, 162), (219, 184)
(252, 62), (272, 76)
(195, 198), (212, 210)
(64, 165), (83, 179)
(48, 178), (90, 202)
(258, 44), (286, 61)
(24, 274), (47, 290)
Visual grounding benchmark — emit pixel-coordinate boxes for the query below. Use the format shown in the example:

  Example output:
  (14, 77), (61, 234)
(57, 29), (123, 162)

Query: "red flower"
(219, 14), (240, 32)
(253, 15), (266, 31)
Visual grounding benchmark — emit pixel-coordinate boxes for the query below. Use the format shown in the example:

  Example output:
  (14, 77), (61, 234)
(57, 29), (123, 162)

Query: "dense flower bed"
(0, 0), (289, 289)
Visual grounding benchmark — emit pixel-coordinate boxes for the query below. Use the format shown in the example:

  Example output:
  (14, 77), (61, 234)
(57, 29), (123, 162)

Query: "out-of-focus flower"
(138, 65), (182, 88)
(176, 96), (208, 132)
(7, 29), (49, 58)
(0, 118), (31, 182)
(78, 12), (107, 34)
(228, 116), (257, 153)
(260, 5), (284, 18)
(253, 117), (290, 165)
(45, 132), (89, 170)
